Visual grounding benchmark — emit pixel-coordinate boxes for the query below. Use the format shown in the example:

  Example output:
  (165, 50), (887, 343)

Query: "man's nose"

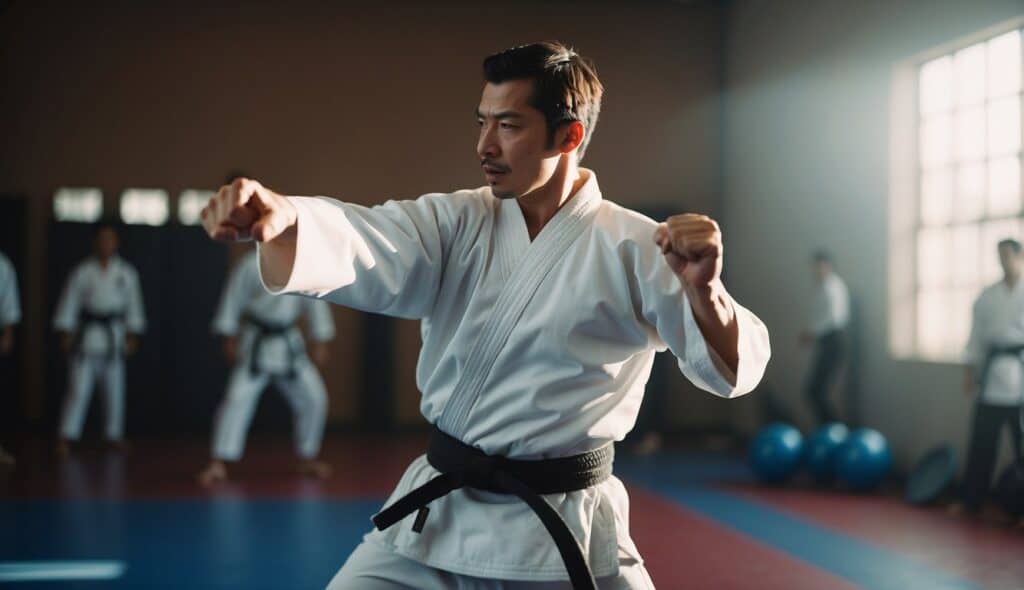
(477, 126), (499, 159)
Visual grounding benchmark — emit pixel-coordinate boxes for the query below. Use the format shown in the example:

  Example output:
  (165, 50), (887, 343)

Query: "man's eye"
(500, 123), (517, 129)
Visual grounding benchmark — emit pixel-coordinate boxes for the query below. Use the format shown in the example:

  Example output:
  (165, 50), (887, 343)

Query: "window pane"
(920, 114), (953, 167)
(120, 188), (169, 226)
(987, 97), (1021, 156)
(920, 56), (954, 115)
(956, 106), (988, 161)
(955, 106), (986, 160)
(54, 187), (103, 222)
(178, 190), (215, 225)
(918, 227), (951, 287)
(913, 29), (1024, 362)
(987, 157), (1021, 217)
(917, 288), (948, 358)
(950, 224), (980, 287)
(954, 162), (987, 221)
(920, 168), (953, 226)
(981, 218), (1022, 283)
(954, 42), (987, 106)
(988, 29), (1021, 98)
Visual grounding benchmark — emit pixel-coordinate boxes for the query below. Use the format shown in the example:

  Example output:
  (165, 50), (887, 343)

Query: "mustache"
(480, 160), (510, 173)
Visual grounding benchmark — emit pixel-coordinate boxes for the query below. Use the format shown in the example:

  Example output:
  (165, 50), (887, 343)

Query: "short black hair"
(998, 238), (1022, 254)
(483, 41), (604, 160)
(92, 219), (120, 239)
(812, 249), (832, 264)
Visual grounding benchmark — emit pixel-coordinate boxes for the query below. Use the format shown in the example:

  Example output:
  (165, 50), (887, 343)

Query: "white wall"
(722, 0), (1024, 469)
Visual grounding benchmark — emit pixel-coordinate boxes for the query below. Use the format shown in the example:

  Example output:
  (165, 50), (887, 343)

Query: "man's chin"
(491, 186), (518, 200)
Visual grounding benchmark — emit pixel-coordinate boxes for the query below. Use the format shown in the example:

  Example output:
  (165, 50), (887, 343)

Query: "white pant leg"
(273, 358), (328, 459)
(325, 540), (460, 590)
(60, 357), (100, 440)
(99, 358), (126, 441)
(211, 365), (270, 461)
(326, 541), (655, 590)
(502, 557), (655, 590)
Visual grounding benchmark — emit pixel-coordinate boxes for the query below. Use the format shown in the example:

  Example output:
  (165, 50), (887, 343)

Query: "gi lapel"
(437, 174), (603, 438)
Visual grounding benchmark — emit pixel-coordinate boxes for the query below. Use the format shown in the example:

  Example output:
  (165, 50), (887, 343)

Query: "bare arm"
(654, 214), (740, 374)
(258, 224), (298, 290)
(684, 280), (739, 374)
(964, 366), (976, 397)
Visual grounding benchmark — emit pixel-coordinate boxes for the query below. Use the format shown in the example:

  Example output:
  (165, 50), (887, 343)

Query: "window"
(178, 189), (214, 225)
(120, 188), (170, 226)
(53, 187), (103, 222)
(895, 22), (1023, 361)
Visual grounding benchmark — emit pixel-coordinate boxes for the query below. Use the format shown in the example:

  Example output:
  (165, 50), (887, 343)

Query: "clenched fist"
(653, 214), (723, 289)
(202, 177), (297, 243)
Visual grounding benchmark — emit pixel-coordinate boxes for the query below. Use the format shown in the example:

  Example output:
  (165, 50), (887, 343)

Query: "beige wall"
(1, 1), (726, 427)
(722, 0), (1023, 468)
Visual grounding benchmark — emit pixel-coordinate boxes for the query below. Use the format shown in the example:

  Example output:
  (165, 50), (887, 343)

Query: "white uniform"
(210, 251), (335, 461)
(0, 251), (19, 464)
(54, 256), (146, 441)
(965, 280), (1024, 405)
(0, 251), (20, 328)
(261, 170), (771, 586)
(808, 272), (849, 336)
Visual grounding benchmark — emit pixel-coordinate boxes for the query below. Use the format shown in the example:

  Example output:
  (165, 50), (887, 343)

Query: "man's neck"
(517, 161), (588, 241)
(96, 255), (112, 269)
(1004, 274), (1020, 289)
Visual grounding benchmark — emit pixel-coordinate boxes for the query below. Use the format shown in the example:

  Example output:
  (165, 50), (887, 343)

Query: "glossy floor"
(2, 436), (1022, 589)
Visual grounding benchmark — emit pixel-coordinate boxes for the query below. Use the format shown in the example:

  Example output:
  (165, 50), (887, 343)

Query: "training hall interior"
(1, 1), (1023, 588)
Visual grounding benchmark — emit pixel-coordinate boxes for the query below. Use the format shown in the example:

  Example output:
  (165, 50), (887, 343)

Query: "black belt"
(242, 313), (299, 378)
(73, 310), (124, 359)
(979, 344), (1024, 459)
(979, 344), (1024, 391)
(372, 426), (613, 590)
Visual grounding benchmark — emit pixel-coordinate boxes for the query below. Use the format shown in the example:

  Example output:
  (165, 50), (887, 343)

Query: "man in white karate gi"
(0, 249), (20, 467)
(799, 250), (850, 425)
(198, 247), (336, 486)
(54, 224), (146, 457)
(201, 41), (770, 589)
(960, 238), (1024, 516)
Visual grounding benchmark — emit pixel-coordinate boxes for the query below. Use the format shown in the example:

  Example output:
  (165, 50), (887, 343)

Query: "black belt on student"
(978, 344), (1024, 452)
(73, 310), (124, 359)
(242, 313), (298, 378)
(979, 344), (1024, 391)
(372, 425), (614, 590)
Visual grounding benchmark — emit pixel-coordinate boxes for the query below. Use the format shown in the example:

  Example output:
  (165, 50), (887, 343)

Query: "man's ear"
(558, 121), (586, 154)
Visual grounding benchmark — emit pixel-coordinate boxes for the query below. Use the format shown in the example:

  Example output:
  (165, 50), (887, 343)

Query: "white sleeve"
(634, 245), (771, 399)
(964, 295), (986, 369)
(124, 266), (146, 334)
(0, 258), (20, 327)
(258, 193), (454, 319)
(53, 267), (84, 332)
(304, 298), (336, 342)
(211, 259), (256, 336)
(809, 287), (839, 336)
(828, 279), (849, 332)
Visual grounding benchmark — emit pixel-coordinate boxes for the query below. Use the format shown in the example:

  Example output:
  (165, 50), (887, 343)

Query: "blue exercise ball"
(803, 422), (849, 483)
(748, 423), (804, 484)
(835, 428), (891, 491)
